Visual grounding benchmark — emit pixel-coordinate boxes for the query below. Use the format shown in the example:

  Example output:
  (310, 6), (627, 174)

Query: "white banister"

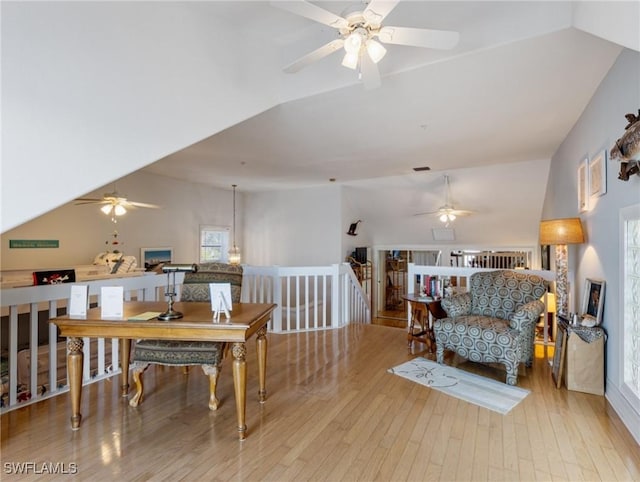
(2, 265), (370, 412)
(1, 273), (169, 413)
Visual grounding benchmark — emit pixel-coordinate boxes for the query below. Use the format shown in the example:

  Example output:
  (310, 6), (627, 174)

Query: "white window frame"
(619, 203), (640, 409)
(199, 225), (230, 264)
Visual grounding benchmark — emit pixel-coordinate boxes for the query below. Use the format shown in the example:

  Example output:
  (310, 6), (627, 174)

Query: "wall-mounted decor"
(141, 247), (173, 272)
(10, 239), (59, 249)
(589, 149), (607, 197)
(610, 109), (640, 181)
(581, 278), (605, 326)
(347, 220), (362, 236)
(578, 157), (589, 213)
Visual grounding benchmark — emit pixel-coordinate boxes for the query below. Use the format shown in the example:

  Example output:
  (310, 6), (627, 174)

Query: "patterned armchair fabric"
(434, 270), (547, 385)
(129, 263), (243, 410)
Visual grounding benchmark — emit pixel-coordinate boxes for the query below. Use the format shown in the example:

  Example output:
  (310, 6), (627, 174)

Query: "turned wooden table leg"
(120, 338), (131, 397)
(231, 342), (247, 441)
(256, 326), (267, 403)
(67, 337), (84, 430)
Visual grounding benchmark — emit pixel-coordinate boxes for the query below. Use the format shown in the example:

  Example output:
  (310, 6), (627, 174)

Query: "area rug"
(388, 357), (529, 414)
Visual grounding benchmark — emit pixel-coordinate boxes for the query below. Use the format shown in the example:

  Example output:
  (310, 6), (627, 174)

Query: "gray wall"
(542, 48), (640, 442)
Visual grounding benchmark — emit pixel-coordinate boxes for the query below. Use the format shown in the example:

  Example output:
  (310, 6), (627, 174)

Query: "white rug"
(388, 357), (529, 415)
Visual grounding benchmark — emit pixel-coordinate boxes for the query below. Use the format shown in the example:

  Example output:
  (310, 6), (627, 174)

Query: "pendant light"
(228, 184), (241, 265)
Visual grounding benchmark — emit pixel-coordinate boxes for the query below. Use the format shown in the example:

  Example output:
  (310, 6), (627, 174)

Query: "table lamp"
(539, 218), (585, 316)
(158, 263), (198, 320)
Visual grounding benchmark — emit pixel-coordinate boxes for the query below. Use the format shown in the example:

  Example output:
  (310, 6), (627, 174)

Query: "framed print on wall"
(589, 149), (607, 197)
(578, 157), (589, 213)
(141, 247), (173, 271)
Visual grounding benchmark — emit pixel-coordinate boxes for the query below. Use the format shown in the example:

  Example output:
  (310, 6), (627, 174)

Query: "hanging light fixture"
(228, 184), (241, 265)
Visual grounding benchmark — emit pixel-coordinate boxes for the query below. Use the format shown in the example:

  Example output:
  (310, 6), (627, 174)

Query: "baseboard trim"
(605, 378), (640, 446)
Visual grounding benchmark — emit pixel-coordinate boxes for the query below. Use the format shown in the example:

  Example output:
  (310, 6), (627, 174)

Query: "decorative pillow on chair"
(441, 292), (472, 317)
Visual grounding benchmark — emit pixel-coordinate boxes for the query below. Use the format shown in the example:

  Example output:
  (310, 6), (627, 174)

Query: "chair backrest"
(468, 270), (547, 319)
(180, 262), (243, 303)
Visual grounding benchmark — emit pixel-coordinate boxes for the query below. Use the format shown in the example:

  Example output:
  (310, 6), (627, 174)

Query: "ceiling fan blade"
(378, 26), (459, 50)
(283, 38), (344, 73)
(74, 198), (108, 205)
(449, 209), (474, 216)
(271, 1), (349, 29)
(360, 53), (381, 90)
(127, 201), (160, 209)
(363, 0), (400, 27)
(413, 211), (440, 217)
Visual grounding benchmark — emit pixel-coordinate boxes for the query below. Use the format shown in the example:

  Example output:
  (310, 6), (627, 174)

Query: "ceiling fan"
(75, 189), (159, 222)
(273, 0), (459, 89)
(414, 175), (473, 225)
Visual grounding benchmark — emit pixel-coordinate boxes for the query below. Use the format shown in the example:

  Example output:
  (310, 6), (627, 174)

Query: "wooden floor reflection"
(2, 323), (638, 481)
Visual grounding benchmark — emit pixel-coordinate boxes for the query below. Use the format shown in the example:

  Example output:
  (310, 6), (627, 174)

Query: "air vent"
(413, 166), (431, 172)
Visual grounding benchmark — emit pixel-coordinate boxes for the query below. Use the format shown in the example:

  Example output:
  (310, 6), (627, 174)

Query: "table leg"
(231, 342), (247, 441)
(67, 337), (84, 430)
(256, 326), (267, 403)
(120, 338), (131, 397)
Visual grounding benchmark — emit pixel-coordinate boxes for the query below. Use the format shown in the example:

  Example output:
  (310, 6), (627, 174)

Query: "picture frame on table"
(141, 247), (173, 272)
(581, 278), (605, 325)
(578, 156), (589, 213)
(589, 149), (607, 197)
(552, 321), (567, 389)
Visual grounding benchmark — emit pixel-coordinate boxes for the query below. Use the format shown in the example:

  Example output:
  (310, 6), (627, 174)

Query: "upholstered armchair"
(433, 270), (547, 385)
(129, 262), (243, 410)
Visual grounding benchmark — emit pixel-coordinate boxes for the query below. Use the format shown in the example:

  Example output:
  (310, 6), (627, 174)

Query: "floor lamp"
(539, 218), (585, 317)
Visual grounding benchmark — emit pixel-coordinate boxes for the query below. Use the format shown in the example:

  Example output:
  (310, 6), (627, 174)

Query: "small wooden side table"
(403, 294), (440, 353)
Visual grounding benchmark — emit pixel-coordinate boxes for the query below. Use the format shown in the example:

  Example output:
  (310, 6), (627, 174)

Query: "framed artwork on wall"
(589, 149), (607, 197)
(141, 247), (173, 272)
(578, 157), (589, 213)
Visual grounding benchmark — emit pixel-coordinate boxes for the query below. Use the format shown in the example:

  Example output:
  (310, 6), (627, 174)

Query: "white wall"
(1, 1), (278, 233)
(1, 171), (238, 270)
(244, 186), (342, 266)
(542, 48), (640, 443)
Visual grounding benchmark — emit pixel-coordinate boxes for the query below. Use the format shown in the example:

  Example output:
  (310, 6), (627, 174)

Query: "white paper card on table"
(101, 286), (124, 318)
(209, 283), (233, 312)
(69, 284), (89, 317)
(209, 283), (232, 322)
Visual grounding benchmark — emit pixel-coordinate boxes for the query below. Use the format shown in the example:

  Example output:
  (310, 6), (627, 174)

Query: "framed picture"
(581, 278), (605, 325)
(578, 157), (589, 213)
(589, 149), (607, 197)
(552, 320), (567, 389)
(540, 244), (551, 271)
(141, 247), (173, 272)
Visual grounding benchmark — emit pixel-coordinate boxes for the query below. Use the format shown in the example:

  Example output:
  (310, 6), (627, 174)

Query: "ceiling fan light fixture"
(341, 52), (359, 69)
(439, 213), (448, 223)
(101, 204), (113, 215)
(114, 204), (127, 216)
(366, 39), (386, 63)
(344, 29), (365, 54)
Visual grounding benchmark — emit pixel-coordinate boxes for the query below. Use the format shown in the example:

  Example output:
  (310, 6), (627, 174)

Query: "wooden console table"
(51, 301), (276, 440)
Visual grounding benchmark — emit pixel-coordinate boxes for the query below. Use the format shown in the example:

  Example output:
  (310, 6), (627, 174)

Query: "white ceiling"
(144, 1), (626, 191)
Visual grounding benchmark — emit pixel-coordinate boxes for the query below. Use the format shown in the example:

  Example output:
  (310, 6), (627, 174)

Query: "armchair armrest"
(509, 300), (545, 331)
(441, 292), (472, 317)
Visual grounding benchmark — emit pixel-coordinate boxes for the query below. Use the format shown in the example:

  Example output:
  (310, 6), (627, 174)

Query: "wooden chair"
(129, 262), (243, 410)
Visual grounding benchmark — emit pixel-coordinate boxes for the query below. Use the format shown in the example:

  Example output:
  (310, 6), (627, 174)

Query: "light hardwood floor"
(2, 322), (639, 481)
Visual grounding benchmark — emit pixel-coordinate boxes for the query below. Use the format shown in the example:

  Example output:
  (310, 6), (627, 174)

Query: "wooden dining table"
(51, 301), (277, 440)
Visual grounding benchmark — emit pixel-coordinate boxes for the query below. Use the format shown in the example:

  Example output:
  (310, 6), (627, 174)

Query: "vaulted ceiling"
(144, 1), (629, 190)
(2, 1), (638, 233)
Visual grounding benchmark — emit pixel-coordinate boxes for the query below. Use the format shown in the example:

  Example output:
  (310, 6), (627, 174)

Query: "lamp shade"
(539, 218), (585, 245)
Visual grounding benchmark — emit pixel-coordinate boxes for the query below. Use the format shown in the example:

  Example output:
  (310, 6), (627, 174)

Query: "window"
(621, 204), (640, 406)
(199, 225), (230, 263)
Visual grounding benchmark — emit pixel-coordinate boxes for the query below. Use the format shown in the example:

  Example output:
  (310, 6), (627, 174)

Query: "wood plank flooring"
(2, 322), (639, 481)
